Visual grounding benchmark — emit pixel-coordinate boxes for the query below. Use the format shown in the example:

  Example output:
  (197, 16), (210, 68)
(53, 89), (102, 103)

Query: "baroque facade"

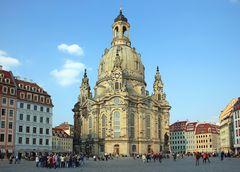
(73, 10), (171, 156)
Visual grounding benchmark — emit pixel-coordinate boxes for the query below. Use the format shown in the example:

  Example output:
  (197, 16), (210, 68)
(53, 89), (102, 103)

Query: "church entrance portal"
(114, 144), (120, 155)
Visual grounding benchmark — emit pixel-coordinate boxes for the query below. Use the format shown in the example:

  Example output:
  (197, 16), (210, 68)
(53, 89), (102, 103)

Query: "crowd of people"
(35, 153), (85, 168)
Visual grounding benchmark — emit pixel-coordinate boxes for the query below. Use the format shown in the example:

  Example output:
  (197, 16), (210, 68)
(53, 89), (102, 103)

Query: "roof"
(114, 9), (128, 22)
(170, 121), (187, 132)
(0, 69), (16, 86)
(55, 122), (73, 130)
(219, 98), (238, 122)
(195, 123), (220, 135)
(185, 122), (198, 132)
(52, 128), (71, 138)
(233, 97), (240, 111)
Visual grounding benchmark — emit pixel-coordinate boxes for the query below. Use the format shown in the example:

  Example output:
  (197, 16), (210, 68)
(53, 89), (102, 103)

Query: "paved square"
(0, 157), (239, 172)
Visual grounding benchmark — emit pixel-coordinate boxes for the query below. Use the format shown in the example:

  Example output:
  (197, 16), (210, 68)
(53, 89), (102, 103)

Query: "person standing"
(221, 151), (224, 161)
(195, 152), (201, 166)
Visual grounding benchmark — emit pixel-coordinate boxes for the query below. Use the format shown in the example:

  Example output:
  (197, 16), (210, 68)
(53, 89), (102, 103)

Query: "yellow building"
(195, 123), (220, 153)
(52, 128), (73, 153)
(73, 9), (171, 156)
(219, 98), (238, 153)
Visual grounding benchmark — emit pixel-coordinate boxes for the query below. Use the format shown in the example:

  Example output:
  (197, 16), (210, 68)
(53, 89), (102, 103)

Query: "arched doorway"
(114, 144), (120, 155)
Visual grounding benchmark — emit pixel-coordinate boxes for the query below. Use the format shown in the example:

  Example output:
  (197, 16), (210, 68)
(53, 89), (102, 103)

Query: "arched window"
(113, 111), (120, 138)
(102, 115), (106, 138)
(115, 26), (119, 37)
(129, 113), (135, 138)
(123, 26), (127, 37)
(146, 115), (151, 139)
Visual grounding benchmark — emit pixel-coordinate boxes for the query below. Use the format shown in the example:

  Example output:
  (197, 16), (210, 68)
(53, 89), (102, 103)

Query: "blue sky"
(0, 0), (240, 126)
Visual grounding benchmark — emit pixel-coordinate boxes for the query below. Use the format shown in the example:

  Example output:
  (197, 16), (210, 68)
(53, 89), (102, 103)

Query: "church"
(73, 9), (171, 156)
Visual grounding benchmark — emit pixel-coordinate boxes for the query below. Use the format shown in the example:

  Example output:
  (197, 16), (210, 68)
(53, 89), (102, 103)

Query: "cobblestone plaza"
(0, 157), (239, 172)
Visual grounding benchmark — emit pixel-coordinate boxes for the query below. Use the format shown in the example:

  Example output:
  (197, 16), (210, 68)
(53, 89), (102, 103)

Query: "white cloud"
(0, 50), (21, 70)
(50, 59), (86, 86)
(58, 43), (84, 56)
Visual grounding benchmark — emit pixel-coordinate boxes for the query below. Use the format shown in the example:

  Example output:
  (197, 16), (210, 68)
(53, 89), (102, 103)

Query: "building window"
(46, 139), (49, 145)
(9, 99), (14, 105)
(8, 122), (13, 129)
(40, 128), (43, 134)
(20, 103), (24, 108)
(10, 88), (15, 95)
(40, 96), (45, 103)
(39, 138), (43, 145)
(46, 129), (49, 135)
(33, 138), (36, 145)
(46, 117), (50, 124)
(27, 104), (31, 110)
(46, 107), (50, 113)
(2, 86), (7, 93)
(26, 126), (30, 133)
(34, 95), (38, 102)
(20, 92), (25, 99)
(40, 106), (44, 112)
(40, 117), (43, 123)
(102, 115), (106, 138)
(26, 138), (29, 144)
(2, 97), (7, 104)
(18, 137), (22, 144)
(33, 127), (36, 133)
(113, 111), (120, 138)
(9, 109), (14, 117)
(1, 108), (6, 116)
(1, 121), (5, 128)
(0, 134), (4, 142)
(27, 93), (32, 101)
(19, 126), (23, 132)
(146, 115), (151, 139)
(33, 116), (37, 122)
(27, 115), (30, 121)
(129, 113), (135, 138)
(34, 105), (37, 111)
(19, 113), (23, 120)
(8, 134), (12, 142)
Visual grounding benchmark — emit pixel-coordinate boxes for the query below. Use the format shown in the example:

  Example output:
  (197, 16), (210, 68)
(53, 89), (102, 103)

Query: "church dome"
(98, 45), (145, 84)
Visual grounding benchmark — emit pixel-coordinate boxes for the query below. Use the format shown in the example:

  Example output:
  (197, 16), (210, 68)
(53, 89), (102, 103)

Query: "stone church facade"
(73, 9), (171, 156)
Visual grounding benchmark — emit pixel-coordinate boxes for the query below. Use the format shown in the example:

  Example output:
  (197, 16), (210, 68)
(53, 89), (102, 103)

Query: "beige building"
(73, 9), (170, 156)
(185, 122), (197, 153)
(195, 123), (220, 153)
(219, 98), (237, 153)
(52, 128), (73, 153)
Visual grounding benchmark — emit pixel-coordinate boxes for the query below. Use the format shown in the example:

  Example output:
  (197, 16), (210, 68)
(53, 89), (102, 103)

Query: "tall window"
(129, 113), (135, 138)
(89, 116), (92, 134)
(146, 115), (151, 139)
(158, 116), (161, 139)
(114, 111), (120, 138)
(102, 115), (106, 138)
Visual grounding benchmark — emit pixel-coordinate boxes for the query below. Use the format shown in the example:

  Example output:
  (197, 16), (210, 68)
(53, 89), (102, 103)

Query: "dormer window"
(5, 78), (10, 84)
(26, 85), (31, 91)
